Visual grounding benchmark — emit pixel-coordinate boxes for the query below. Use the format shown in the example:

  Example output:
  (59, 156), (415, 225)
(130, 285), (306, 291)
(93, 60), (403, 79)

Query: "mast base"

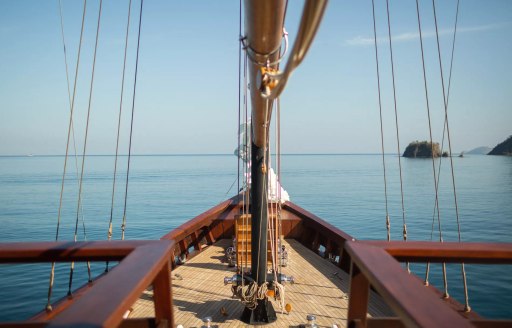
(241, 299), (277, 325)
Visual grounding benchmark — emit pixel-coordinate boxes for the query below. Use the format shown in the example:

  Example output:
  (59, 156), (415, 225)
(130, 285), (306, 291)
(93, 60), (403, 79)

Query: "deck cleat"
(278, 273), (294, 284)
(306, 314), (318, 328)
(202, 316), (212, 328)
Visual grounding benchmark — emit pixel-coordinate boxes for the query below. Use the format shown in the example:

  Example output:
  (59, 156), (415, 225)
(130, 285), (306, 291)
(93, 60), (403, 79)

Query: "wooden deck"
(129, 239), (393, 327)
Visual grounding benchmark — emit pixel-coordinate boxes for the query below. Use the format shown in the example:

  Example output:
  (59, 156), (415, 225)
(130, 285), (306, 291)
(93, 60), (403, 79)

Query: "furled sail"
(234, 121), (290, 203)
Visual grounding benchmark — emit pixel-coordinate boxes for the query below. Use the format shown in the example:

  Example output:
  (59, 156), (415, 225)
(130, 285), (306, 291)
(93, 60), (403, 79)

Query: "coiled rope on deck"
(232, 282), (268, 310)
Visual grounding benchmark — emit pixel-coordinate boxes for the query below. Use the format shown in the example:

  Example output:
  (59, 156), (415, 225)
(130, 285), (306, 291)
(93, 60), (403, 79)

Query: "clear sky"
(0, 0), (510, 155)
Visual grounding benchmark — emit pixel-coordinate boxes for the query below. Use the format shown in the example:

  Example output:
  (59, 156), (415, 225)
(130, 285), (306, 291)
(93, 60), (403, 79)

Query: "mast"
(239, 0), (328, 323)
(243, 0), (286, 323)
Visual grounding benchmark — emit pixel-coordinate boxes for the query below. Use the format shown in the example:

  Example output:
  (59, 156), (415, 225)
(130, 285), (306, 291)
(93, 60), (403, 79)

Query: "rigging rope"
(242, 50), (249, 278)
(371, 0), (391, 241)
(239, 0), (249, 282)
(121, 0), (144, 241)
(432, 0), (460, 223)
(267, 131), (277, 283)
(47, 0), (87, 311)
(68, 0), (103, 295)
(106, 0), (132, 273)
(423, 0), (456, 285)
(268, 98), (285, 311)
(431, 0), (470, 311)
(414, 0), (448, 298)
(254, 99), (270, 285)
(58, 0), (84, 197)
(385, 0), (408, 267)
(276, 97), (283, 279)
(237, 0), (242, 201)
(416, 0), (449, 298)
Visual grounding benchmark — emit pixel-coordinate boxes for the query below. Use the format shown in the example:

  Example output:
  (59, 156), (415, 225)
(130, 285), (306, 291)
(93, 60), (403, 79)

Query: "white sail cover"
(234, 121), (290, 203)
(267, 167), (290, 203)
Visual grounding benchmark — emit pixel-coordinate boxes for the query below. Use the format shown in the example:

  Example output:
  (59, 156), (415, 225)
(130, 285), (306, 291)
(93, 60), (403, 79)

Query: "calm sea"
(0, 154), (511, 321)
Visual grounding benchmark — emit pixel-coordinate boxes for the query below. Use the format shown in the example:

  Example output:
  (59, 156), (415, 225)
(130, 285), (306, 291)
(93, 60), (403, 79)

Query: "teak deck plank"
(129, 239), (393, 327)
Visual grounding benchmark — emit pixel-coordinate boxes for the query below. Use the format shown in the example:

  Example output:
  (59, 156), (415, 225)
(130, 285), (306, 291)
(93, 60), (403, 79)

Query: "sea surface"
(0, 154), (511, 321)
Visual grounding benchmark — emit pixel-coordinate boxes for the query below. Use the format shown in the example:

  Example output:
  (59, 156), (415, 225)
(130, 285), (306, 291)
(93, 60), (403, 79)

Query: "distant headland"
(403, 141), (448, 158)
(488, 136), (512, 155)
(467, 146), (492, 155)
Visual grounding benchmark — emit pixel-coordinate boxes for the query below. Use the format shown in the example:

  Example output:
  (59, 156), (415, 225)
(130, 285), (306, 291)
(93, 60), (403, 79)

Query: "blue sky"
(0, 0), (510, 155)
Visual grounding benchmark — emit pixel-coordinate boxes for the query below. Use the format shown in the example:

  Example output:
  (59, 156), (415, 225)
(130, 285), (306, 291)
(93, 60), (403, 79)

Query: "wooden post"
(178, 240), (187, 259)
(153, 262), (173, 328)
(191, 231), (201, 252)
(339, 247), (351, 273)
(312, 231), (320, 253)
(347, 263), (369, 327)
(205, 228), (215, 245)
(324, 239), (332, 259)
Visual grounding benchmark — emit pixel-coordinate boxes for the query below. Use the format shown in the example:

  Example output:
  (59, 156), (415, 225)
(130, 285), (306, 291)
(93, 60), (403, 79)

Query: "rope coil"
(232, 282), (268, 310)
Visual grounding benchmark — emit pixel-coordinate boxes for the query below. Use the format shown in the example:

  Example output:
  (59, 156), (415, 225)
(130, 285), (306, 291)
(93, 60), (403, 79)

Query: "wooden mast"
(241, 0), (328, 323)
(245, 0), (286, 146)
(244, 0), (286, 324)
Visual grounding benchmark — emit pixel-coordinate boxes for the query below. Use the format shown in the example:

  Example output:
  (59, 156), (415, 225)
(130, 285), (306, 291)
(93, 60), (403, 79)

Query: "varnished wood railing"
(160, 196), (241, 266)
(361, 240), (512, 264)
(0, 240), (174, 328)
(282, 202), (355, 271)
(158, 197), (357, 273)
(2, 200), (510, 327)
(345, 241), (512, 328)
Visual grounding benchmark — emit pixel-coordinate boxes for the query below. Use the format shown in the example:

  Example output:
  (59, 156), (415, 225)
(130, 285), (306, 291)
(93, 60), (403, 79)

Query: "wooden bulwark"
(1, 199), (512, 327)
(345, 241), (512, 328)
(0, 240), (174, 328)
(362, 240), (512, 264)
(0, 240), (157, 263)
(129, 239), (393, 327)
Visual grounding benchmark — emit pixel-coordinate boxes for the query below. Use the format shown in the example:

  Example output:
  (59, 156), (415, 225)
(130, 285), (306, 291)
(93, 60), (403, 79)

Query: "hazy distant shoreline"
(0, 153), (469, 157)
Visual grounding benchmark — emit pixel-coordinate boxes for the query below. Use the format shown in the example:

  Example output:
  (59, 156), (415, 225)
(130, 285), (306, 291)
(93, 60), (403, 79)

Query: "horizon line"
(0, 152), (467, 157)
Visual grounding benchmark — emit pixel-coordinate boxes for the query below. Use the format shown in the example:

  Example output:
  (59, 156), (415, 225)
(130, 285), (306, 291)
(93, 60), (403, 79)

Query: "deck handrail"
(282, 201), (355, 270)
(345, 241), (512, 328)
(160, 196), (238, 242)
(360, 240), (512, 264)
(0, 240), (160, 263)
(158, 196), (246, 267)
(0, 240), (174, 328)
(283, 201), (354, 244)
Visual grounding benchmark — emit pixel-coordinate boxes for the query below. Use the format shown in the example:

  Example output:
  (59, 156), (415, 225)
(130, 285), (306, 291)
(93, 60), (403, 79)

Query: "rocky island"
(488, 136), (512, 155)
(403, 141), (448, 158)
